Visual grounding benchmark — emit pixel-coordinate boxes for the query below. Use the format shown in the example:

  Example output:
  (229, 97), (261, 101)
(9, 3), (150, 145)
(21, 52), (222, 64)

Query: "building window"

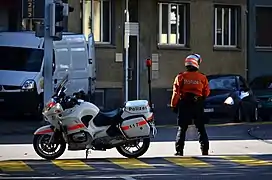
(21, 19), (43, 31)
(158, 3), (187, 46)
(256, 7), (272, 47)
(214, 6), (239, 47)
(82, 0), (111, 43)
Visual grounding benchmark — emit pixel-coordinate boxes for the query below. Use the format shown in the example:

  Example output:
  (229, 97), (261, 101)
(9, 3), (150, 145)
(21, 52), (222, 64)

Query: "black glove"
(171, 106), (178, 114)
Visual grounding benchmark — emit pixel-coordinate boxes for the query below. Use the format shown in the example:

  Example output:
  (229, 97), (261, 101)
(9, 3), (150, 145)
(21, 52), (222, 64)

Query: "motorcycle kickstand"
(85, 149), (90, 159)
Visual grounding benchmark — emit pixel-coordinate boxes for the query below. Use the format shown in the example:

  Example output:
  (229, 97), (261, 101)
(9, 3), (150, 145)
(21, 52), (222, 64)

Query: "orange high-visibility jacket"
(170, 71), (210, 108)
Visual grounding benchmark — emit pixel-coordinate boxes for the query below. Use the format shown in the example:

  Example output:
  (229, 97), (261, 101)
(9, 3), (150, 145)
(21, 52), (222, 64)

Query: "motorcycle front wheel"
(33, 134), (66, 160)
(116, 138), (150, 158)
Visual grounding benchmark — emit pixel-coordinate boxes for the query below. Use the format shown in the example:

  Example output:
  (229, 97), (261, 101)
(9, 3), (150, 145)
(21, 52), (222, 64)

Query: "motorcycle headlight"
(22, 79), (35, 90)
(224, 97), (234, 105)
(43, 98), (57, 112)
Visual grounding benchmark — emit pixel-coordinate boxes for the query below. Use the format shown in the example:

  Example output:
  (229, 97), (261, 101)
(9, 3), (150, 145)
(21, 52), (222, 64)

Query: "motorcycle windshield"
(54, 73), (69, 96)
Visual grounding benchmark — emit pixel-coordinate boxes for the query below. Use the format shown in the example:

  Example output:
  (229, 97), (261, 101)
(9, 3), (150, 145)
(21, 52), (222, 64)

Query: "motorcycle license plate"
(204, 108), (214, 112)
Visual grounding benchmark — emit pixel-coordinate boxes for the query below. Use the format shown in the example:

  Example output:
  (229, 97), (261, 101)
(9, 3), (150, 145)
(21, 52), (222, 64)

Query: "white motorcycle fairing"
(34, 125), (54, 135)
(34, 99), (156, 152)
(33, 73), (157, 160)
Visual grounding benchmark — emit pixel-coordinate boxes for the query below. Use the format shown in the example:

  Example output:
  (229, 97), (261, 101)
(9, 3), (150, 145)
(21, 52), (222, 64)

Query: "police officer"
(170, 54), (210, 156)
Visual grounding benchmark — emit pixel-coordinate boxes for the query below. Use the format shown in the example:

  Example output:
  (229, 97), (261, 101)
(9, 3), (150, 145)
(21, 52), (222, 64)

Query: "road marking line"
(164, 157), (213, 168)
(220, 156), (272, 166)
(0, 161), (33, 172)
(108, 158), (154, 169)
(52, 160), (93, 170)
(120, 176), (137, 180)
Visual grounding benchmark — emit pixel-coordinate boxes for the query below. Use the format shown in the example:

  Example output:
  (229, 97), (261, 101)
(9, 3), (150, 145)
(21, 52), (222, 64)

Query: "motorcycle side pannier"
(121, 116), (151, 138)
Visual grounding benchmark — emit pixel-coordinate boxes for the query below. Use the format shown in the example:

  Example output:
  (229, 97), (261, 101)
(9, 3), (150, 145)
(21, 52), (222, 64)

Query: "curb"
(157, 121), (272, 128)
(1, 121), (272, 135)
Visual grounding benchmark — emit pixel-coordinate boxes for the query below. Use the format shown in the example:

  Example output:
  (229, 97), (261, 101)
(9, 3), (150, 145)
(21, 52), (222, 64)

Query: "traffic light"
(49, 1), (74, 41)
(55, 2), (64, 40)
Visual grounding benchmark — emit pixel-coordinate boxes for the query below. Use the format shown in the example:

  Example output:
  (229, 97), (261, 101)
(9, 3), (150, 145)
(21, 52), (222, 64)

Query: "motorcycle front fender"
(34, 125), (54, 135)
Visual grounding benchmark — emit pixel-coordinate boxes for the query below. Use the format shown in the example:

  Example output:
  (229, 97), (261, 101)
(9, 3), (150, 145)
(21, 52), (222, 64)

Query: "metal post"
(146, 60), (153, 112)
(62, 0), (68, 31)
(43, 0), (54, 105)
(124, 0), (129, 102)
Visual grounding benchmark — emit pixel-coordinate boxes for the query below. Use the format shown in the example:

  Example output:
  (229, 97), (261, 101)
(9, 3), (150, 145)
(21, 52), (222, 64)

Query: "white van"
(0, 31), (96, 118)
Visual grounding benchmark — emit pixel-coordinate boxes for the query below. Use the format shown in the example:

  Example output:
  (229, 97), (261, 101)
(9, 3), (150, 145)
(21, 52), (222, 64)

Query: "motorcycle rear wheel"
(116, 138), (150, 158)
(33, 134), (66, 160)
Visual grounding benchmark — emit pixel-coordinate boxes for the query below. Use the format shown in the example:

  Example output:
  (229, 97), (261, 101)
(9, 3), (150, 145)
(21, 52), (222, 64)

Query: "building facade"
(247, 0), (272, 81)
(0, 1), (22, 31)
(0, 0), (251, 124)
(68, 0), (248, 124)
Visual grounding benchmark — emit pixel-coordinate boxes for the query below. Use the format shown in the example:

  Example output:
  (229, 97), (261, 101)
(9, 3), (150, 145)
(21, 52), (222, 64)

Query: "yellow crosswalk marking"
(0, 161), (33, 172)
(220, 156), (272, 166)
(52, 160), (93, 170)
(108, 158), (154, 169)
(164, 157), (213, 168)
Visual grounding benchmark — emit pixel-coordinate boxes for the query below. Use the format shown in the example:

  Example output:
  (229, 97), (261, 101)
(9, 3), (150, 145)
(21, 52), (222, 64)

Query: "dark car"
(249, 75), (272, 121)
(204, 74), (258, 123)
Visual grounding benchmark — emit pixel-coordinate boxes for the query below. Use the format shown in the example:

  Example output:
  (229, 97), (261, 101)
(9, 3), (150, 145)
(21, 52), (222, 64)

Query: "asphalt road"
(0, 124), (272, 179)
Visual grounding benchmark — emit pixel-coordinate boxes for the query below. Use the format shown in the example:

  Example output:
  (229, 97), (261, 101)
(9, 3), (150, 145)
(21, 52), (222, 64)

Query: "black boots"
(202, 150), (209, 155)
(174, 150), (208, 156)
(174, 151), (183, 156)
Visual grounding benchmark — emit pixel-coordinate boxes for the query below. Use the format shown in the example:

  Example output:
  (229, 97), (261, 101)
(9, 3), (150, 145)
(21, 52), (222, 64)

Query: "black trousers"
(175, 95), (209, 152)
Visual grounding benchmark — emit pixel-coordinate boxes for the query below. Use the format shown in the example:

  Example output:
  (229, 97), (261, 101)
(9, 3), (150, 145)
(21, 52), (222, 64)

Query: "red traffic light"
(146, 59), (152, 67)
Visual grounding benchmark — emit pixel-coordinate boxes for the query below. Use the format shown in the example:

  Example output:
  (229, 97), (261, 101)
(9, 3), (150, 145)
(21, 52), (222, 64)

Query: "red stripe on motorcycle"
(121, 120), (148, 131)
(138, 120), (147, 126)
(67, 123), (86, 131)
(36, 129), (53, 134)
(121, 125), (130, 130)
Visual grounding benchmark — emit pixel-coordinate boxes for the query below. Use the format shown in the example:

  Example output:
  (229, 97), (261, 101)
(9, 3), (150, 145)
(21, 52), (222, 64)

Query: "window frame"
(255, 6), (272, 48)
(158, 2), (188, 47)
(213, 5), (239, 48)
(82, 0), (112, 44)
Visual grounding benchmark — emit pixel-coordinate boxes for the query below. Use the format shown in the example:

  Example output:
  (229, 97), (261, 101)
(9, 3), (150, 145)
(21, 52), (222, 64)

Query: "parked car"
(204, 74), (258, 123)
(249, 75), (272, 121)
(0, 31), (96, 119)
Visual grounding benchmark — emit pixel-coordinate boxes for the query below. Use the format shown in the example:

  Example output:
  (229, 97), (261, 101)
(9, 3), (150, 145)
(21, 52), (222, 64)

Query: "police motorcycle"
(33, 62), (156, 160)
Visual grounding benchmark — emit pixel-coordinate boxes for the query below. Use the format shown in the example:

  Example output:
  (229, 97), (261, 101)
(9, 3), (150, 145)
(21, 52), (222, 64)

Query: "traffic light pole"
(124, 0), (129, 102)
(43, 0), (54, 105)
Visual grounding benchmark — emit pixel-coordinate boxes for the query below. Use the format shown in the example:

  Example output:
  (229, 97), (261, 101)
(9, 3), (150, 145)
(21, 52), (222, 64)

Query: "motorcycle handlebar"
(62, 97), (78, 109)
(53, 90), (85, 110)
(73, 91), (87, 100)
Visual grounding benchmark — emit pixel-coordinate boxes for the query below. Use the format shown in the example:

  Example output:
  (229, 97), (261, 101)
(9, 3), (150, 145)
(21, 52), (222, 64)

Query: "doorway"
(124, 0), (139, 101)
(128, 35), (139, 100)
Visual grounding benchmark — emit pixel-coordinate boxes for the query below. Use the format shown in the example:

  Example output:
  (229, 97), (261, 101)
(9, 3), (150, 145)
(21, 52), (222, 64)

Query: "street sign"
(22, 0), (45, 19)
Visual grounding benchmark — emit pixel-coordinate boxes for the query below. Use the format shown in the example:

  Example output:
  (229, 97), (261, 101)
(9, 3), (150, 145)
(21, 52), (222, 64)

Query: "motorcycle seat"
(93, 108), (122, 127)
(100, 109), (120, 118)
